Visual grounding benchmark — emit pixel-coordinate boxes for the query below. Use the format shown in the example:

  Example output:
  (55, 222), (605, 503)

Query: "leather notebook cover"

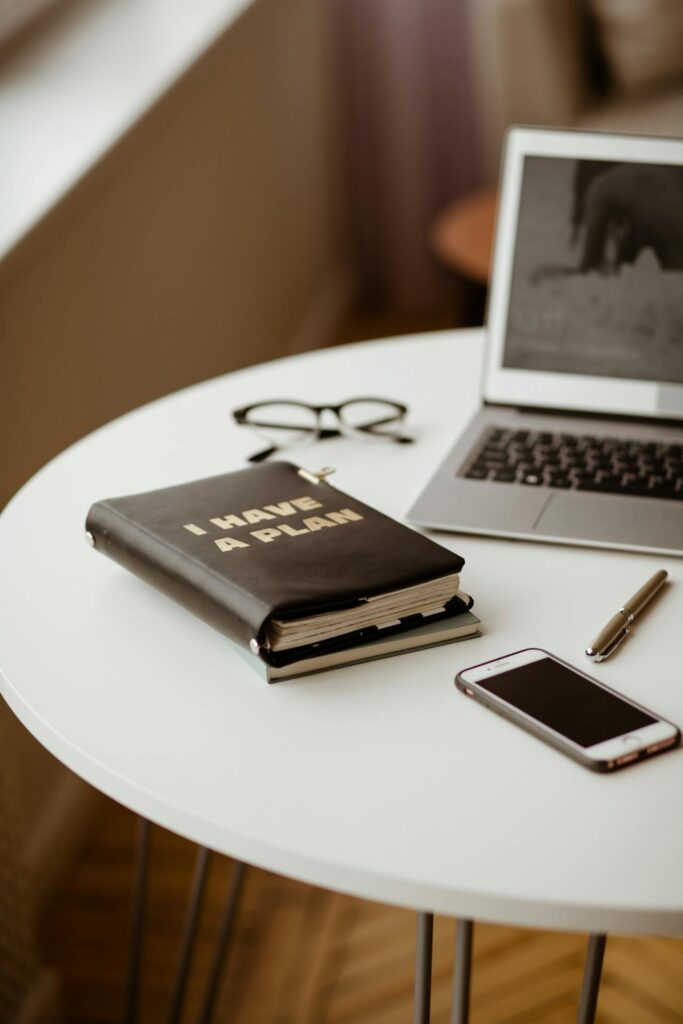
(86, 462), (467, 668)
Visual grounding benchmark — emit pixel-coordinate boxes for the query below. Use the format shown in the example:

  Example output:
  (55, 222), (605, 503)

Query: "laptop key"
(651, 484), (683, 500)
(548, 475), (571, 488)
(622, 480), (682, 499)
(575, 475), (622, 493)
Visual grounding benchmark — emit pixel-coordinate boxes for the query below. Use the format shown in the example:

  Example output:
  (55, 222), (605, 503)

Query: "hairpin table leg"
(413, 912), (434, 1024)
(124, 816), (151, 1024)
(451, 918), (474, 1024)
(167, 845), (213, 1024)
(197, 860), (247, 1024)
(576, 933), (607, 1024)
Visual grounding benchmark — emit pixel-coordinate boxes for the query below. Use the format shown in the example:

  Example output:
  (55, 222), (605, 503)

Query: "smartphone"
(455, 648), (680, 771)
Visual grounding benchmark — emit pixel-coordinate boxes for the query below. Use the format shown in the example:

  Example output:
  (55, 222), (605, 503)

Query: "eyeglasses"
(233, 397), (414, 463)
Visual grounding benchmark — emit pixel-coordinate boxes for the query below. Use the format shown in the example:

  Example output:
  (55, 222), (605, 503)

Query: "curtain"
(330, 0), (484, 309)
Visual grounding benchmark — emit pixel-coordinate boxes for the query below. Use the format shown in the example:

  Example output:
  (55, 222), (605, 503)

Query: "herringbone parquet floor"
(41, 797), (682, 1024)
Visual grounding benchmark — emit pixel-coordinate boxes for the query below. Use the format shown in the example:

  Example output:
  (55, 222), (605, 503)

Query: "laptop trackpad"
(534, 492), (683, 550)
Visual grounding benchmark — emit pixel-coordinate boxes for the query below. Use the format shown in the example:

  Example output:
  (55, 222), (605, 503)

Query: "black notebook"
(86, 462), (479, 680)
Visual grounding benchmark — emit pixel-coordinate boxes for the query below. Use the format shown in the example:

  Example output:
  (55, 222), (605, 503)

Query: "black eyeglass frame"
(232, 397), (413, 462)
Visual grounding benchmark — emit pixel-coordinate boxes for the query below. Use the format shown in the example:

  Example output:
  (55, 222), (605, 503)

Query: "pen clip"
(297, 466), (336, 485)
(594, 624), (630, 662)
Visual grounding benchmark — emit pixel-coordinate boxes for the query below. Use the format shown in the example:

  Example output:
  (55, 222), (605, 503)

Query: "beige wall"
(0, 0), (350, 510)
(0, 0), (350, 926)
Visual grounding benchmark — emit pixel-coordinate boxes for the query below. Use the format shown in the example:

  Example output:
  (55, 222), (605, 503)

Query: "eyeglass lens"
(338, 399), (405, 435)
(242, 402), (321, 447)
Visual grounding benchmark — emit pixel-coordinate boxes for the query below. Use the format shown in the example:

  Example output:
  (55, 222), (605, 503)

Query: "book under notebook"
(260, 610), (481, 682)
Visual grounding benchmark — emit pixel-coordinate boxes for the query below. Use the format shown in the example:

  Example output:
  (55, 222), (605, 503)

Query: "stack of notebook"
(86, 461), (479, 681)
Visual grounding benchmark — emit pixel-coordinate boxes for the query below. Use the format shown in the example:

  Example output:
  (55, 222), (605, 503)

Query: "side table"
(1, 331), (681, 1024)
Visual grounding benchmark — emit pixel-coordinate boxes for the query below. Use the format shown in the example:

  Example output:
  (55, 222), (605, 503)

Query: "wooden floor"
(40, 796), (682, 1024)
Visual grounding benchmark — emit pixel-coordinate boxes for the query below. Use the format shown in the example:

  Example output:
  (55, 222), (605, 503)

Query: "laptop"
(408, 127), (683, 556)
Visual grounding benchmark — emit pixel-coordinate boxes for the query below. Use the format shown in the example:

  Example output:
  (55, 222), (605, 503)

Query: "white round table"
(2, 331), (682, 964)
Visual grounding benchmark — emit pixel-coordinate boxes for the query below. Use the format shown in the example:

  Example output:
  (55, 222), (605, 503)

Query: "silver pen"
(586, 569), (668, 662)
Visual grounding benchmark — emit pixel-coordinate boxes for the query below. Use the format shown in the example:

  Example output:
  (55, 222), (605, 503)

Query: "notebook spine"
(85, 501), (259, 653)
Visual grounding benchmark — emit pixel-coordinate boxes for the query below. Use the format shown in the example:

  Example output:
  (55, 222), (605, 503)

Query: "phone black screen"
(478, 657), (656, 747)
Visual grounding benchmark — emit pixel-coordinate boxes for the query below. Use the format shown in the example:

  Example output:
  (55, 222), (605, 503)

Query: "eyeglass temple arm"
(247, 428), (343, 463)
(247, 445), (278, 463)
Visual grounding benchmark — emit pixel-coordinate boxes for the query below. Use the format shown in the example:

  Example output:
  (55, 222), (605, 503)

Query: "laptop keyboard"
(462, 427), (683, 501)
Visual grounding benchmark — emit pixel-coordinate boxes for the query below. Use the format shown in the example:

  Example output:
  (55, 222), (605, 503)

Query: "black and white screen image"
(503, 156), (683, 383)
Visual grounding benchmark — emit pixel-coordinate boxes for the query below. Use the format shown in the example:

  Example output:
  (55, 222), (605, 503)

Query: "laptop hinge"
(482, 400), (683, 431)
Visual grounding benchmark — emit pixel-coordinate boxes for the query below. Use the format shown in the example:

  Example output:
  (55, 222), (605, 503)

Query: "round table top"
(2, 330), (682, 936)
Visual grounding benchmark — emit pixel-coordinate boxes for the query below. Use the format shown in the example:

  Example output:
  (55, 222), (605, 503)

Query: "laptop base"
(408, 407), (683, 557)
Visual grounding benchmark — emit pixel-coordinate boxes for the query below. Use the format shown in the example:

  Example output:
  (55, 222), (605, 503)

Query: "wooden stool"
(430, 187), (497, 324)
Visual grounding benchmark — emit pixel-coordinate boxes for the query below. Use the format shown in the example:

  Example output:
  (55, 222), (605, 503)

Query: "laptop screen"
(503, 156), (683, 385)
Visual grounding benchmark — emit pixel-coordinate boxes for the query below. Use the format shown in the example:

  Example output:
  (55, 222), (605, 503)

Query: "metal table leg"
(198, 860), (246, 1024)
(413, 912), (434, 1024)
(123, 819), (246, 1024)
(577, 933), (607, 1024)
(167, 845), (213, 1024)
(451, 919), (474, 1024)
(124, 816), (151, 1024)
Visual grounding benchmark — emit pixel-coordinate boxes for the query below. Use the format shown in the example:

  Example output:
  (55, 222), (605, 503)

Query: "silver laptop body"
(409, 128), (683, 556)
